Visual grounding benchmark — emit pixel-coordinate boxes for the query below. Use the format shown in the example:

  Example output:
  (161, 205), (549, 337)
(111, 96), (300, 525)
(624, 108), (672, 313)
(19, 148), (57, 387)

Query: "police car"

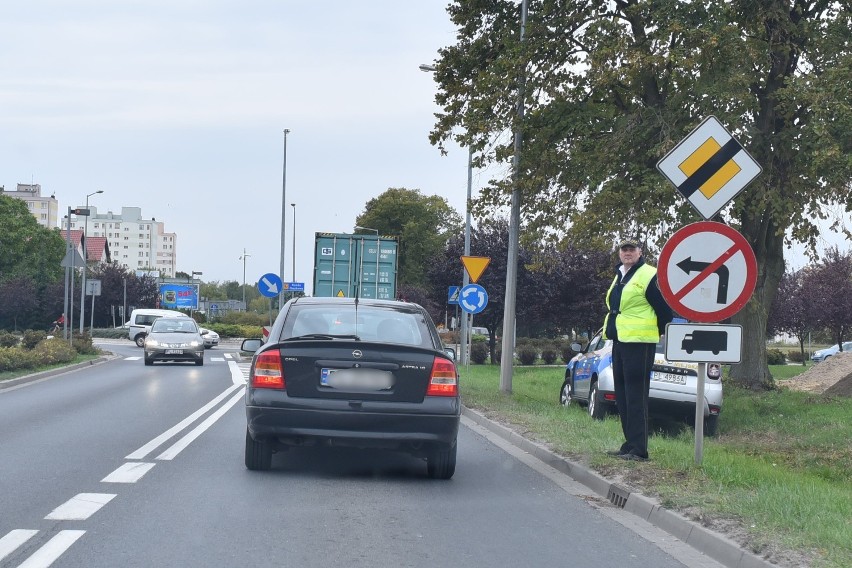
(559, 330), (723, 436)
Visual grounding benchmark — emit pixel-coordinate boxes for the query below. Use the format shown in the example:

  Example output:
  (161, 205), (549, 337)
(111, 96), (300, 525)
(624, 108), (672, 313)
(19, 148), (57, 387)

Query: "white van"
(128, 308), (190, 347)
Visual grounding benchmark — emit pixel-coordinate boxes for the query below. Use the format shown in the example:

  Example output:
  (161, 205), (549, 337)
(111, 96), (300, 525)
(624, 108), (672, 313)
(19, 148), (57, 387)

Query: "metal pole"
(460, 146), (474, 365)
(499, 0), (528, 393)
(694, 362), (706, 465)
(241, 249), (251, 309)
(291, 203), (296, 283)
(79, 196), (88, 334)
(279, 129), (290, 309)
(122, 278), (127, 327)
(90, 292), (95, 330)
(63, 208), (71, 342)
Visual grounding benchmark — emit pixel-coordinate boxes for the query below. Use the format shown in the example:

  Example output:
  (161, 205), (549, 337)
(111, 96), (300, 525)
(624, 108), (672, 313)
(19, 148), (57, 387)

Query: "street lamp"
(291, 203), (296, 283)
(240, 249), (251, 310)
(279, 128), (291, 308)
(80, 190), (104, 333)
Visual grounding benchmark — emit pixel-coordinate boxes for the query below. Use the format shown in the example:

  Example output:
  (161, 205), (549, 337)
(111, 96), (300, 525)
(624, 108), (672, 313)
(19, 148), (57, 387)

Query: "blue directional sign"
(448, 286), (460, 305)
(459, 284), (488, 314)
(283, 282), (305, 292)
(257, 273), (283, 298)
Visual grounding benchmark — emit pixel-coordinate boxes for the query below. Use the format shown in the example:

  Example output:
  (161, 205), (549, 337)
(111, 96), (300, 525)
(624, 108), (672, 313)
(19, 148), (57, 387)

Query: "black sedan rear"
(242, 297), (460, 479)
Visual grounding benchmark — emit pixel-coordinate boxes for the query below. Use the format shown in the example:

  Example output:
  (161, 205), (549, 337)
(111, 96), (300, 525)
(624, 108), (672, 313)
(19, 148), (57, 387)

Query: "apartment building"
(1, 183), (60, 229)
(63, 206), (177, 277)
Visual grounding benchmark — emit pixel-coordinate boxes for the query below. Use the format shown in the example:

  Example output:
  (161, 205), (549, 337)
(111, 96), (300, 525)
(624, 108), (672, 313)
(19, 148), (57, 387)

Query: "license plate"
(321, 368), (393, 390)
(165, 349), (183, 355)
(653, 372), (686, 385)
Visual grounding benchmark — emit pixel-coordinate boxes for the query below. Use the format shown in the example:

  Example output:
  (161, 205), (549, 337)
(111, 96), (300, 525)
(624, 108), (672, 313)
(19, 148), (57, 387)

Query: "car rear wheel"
(144, 357), (153, 366)
(588, 382), (607, 420)
(559, 378), (574, 407)
(703, 414), (720, 437)
(427, 441), (457, 480)
(245, 429), (272, 471)
(135, 334), (146, 347)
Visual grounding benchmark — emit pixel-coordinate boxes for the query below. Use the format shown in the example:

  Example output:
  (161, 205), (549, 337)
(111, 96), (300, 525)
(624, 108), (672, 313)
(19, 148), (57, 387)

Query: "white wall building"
(1, 183), (60, 229)
(63, 206), (177, 277)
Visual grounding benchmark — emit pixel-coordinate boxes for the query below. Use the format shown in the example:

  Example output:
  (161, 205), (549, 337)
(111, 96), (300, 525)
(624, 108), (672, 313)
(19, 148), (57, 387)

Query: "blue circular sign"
(459, 284), (488, 314)
(257, 273), (283, 298)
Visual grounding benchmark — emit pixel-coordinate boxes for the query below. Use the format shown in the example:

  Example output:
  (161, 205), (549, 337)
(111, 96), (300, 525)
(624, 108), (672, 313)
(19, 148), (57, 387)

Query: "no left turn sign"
(658, 221), (757, 323)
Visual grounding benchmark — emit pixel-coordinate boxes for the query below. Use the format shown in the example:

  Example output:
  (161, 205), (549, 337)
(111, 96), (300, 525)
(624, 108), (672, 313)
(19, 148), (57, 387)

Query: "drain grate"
(607, 484), (630, 508)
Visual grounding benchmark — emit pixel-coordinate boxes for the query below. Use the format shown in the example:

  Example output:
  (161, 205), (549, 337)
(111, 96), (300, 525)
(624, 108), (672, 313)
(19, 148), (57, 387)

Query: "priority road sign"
(658, 221), (757, 323)
(664, 323), (743, 363)
(657, 116), (762, 220)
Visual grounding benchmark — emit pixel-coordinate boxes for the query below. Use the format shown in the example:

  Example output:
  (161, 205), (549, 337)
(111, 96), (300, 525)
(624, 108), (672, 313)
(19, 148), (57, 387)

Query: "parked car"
(143, 317), (205, 366)
(240, 296), (460, 478)
(810, 341), (852, 363)
(559, 330), (723, 436)
(128, 308), (190, 347)
(199, 327), (219, 349)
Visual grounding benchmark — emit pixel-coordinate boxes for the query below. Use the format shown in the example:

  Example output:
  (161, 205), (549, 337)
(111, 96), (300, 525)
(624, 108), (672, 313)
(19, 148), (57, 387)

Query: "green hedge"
(0, 337), (77, 372)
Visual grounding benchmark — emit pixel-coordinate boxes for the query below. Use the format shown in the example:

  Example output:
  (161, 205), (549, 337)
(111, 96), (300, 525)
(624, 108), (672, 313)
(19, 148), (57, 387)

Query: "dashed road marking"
(101, 462), (156, 483)
(0, 530), (38, 563)
(17, 530), (86, 568)
(45, 493), (116, 521)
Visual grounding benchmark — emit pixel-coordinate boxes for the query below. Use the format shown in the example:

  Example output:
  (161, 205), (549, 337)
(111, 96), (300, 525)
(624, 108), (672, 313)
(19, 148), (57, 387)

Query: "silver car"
(144, 317), (205, 366)
(559, 332), (723, 436)
(200, 327), (220, 349)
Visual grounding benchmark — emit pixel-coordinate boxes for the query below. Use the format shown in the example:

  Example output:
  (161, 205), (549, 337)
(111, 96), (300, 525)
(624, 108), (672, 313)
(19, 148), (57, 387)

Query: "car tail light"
(251, 350), (285, 389)
(604, 393), (616, 401)
(427, 357), (458, 396)
(707, 364), (722, 379)
(709, 404), (721, 415)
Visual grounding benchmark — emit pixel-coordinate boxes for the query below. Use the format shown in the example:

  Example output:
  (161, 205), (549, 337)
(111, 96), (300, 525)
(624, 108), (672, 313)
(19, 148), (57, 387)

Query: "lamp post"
(419, 63), (473, 364)
(279, 128), (291, 309)
(80, 190), (103, 334)
(191, 271), (203, 319)
(291, 203), (297, 284)
(239, 249), (251, 310)
(354, 226), (379, 299)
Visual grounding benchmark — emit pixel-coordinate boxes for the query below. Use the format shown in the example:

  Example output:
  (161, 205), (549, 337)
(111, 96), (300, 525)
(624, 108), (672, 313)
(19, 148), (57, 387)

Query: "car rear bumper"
(246, 398), (460, 449)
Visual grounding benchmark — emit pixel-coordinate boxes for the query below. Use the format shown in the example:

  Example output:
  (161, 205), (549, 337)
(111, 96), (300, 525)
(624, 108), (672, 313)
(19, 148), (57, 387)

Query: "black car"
(241, 297), (460, 479)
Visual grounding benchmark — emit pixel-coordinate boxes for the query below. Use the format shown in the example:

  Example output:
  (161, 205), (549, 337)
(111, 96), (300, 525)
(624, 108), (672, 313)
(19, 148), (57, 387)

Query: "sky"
(2, 1), (847, 298)
(1, 1), (474, 295)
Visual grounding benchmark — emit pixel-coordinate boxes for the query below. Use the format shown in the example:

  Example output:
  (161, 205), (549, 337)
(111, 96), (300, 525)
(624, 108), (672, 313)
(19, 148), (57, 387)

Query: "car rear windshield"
(282, 305), (433, 348)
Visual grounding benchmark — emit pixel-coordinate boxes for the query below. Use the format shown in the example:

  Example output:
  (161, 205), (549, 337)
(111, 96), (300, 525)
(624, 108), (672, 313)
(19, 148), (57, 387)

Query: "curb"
(0, 355), (116, 391)
(462, 406), (775, 568)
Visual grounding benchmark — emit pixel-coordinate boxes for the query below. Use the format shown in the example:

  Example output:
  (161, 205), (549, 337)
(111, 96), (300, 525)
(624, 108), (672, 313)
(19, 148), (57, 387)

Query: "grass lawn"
(459, 363), (851, 568)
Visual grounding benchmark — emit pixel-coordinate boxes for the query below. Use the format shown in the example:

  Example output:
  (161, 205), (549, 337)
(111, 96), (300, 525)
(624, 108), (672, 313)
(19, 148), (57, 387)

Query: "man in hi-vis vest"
(603, 237), (672, 461)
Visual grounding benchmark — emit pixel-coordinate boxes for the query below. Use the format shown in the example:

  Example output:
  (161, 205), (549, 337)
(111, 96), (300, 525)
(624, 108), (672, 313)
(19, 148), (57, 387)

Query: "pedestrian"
(603, 236), (672, 461)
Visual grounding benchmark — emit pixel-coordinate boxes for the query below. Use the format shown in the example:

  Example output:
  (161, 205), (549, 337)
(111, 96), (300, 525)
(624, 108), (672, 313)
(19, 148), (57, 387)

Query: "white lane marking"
(45, 494), (115, 521)
(228, 360), (247, 386)
(124, 357), (142, 361)
(17, 530), (86, 568)
(156, 389), (245, 460)
(0, 530), (38, 563)
(101, 462), (156, 483)
(211, 357), (225, 361)
(224, 353), (234, 359)
(126, 384), (243, 460)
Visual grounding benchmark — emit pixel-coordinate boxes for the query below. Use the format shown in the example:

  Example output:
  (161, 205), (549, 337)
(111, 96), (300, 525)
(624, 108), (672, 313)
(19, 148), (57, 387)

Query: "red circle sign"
(658, 221), (757, 323)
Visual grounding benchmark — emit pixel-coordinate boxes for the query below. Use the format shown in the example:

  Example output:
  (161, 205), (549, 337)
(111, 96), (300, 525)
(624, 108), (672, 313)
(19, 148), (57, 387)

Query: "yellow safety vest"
(603, 264), (660, 343)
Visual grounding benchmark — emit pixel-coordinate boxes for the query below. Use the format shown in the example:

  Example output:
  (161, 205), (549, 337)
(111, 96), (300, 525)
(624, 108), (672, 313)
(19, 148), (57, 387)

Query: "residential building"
(1, 183), (60, 228)
(63, 206), (176, 277)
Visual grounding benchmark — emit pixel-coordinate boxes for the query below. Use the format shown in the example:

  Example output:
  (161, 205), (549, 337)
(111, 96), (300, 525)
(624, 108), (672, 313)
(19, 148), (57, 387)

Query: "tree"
(429, 1), (852, 390)
(87, 263), (160, 327)
(801, 247), (852, 353)
(355, 188), (462, 289)
(0, 195), (65, 285)
(767, 267), (811, 366)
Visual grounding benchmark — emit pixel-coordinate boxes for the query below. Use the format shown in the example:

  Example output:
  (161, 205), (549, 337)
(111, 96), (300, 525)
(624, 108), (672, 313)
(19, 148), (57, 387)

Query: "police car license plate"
(653, 372), (686, 385)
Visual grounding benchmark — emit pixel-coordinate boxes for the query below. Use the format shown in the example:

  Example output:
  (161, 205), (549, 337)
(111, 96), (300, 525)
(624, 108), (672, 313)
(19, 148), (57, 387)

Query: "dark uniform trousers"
(611, 340), (656, 458)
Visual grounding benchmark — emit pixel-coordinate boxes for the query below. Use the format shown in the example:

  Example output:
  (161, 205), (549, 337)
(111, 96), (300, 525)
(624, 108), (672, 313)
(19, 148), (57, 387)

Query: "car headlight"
(147, 339), (159, 347)
(190, 340), (201, 347)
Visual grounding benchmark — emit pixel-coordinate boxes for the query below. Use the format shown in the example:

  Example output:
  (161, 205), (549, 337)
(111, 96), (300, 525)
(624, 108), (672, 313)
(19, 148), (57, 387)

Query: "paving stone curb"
(0, 354), (116, 391)
(462, 406), (775, 568)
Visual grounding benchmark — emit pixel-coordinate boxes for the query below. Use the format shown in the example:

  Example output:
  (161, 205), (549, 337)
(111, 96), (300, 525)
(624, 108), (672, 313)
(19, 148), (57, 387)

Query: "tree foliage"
(767, 266), (811, 364)
(0, 195), (65, 285)
(800, 247), (852, 352)
(429, 1), (852, 389)
(355, 188), (463, 289)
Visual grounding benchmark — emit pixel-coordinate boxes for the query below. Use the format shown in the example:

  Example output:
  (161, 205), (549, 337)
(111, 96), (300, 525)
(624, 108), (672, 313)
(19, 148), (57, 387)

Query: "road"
(0, 340), (722, 568)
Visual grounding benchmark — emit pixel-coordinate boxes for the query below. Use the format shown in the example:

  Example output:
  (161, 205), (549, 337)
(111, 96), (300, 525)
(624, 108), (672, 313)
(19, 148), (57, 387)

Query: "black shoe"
(618, 452), (649, 462)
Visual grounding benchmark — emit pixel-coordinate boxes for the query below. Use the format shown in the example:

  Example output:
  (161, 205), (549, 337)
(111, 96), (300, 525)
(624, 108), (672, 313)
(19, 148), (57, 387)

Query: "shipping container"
(313, 232), (398, 299)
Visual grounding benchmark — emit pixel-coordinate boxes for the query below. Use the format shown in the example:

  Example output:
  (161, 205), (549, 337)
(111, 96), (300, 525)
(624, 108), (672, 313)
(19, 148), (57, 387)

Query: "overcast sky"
(1, 1), (475, 294)
(1, 1), (844, 298)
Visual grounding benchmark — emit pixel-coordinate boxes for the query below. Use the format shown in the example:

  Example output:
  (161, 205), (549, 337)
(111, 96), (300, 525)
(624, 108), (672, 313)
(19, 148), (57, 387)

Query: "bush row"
(0, 337), (79, 372)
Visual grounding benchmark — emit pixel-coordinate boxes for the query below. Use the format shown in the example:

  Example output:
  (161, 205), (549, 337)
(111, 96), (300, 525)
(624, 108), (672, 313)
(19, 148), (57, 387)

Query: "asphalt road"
(0, 341), (723, 568)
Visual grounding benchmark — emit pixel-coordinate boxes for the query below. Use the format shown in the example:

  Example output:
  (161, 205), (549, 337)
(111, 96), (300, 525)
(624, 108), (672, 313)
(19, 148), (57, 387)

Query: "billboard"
(158, 283), (198, 310)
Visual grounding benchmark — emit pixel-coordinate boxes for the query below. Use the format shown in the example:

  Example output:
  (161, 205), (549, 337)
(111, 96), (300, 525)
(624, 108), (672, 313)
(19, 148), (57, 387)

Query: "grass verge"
(0, 353), (101, 383)
(459, 364), (851, 568)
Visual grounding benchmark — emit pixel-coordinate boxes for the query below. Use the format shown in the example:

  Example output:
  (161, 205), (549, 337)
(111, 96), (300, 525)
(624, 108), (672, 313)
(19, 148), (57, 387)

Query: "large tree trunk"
(729, 213), (786, 390)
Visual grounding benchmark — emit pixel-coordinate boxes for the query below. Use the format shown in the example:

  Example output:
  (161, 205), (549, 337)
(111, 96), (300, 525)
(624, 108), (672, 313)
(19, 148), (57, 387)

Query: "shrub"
(787, 350), (806, 363)
(517, 344), (538, 366)
(72, 333), (98, 355)
(470, 342), (489, 364)
(0, 331), (20, 348)
(36, 337), (77, 365)
(0, 346), (40, 372)
(766, 348), (786, 365)
(22, 330), (47, 350)
(540, 342), (559, 365)
(206, 323), (263, 339)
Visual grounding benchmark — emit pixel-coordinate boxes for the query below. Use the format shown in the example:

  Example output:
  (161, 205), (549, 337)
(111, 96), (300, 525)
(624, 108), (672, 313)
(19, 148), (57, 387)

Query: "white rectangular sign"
(664, 323), (742, 363)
